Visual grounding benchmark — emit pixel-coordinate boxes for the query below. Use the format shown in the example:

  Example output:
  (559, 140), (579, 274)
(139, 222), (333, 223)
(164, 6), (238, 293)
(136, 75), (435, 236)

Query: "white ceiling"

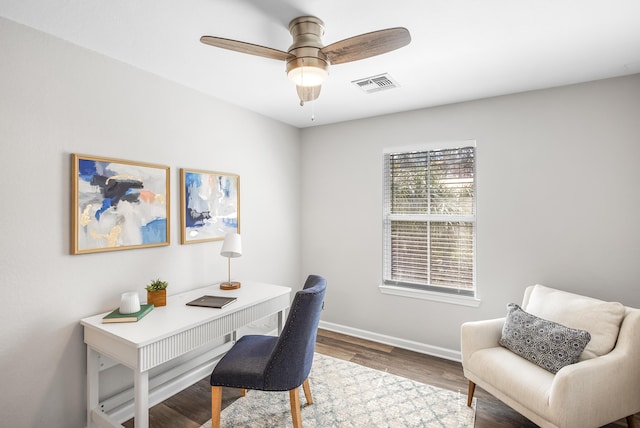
(2, 0), (639, 128)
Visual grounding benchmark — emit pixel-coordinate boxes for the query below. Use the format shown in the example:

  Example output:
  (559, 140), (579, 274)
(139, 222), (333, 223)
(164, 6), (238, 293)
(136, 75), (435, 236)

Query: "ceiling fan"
(200, 16), (411, 105)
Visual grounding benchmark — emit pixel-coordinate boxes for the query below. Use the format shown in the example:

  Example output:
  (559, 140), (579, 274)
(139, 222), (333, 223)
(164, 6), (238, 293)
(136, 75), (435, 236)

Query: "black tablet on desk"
(186, 295), (237, 309)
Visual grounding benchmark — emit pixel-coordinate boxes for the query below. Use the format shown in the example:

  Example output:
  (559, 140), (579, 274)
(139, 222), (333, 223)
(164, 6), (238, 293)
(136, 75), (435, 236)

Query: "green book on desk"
(102, 304), (154, 323)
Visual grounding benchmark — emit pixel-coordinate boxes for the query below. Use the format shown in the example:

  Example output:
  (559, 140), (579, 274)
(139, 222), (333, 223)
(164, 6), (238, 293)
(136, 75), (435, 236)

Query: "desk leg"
(87, 347), (100, 428)
(134, 370), (149, 428)
(277, 309), (285, 334)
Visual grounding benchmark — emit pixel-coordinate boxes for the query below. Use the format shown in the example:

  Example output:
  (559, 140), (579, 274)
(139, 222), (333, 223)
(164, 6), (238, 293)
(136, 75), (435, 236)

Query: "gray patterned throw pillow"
(499, 303), (591, 374)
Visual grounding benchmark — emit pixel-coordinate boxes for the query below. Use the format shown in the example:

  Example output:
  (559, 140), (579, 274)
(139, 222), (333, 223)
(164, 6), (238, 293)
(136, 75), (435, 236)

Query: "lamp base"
(220, 281), (241, 290)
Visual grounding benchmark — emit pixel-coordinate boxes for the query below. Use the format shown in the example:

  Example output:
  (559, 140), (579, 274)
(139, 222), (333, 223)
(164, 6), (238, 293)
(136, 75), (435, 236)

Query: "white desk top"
(81, 281), (291, 348)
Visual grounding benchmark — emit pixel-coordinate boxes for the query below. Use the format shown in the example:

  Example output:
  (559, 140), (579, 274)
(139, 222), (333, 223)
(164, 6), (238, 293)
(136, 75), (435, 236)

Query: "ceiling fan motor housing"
(286, 16), (330, 86)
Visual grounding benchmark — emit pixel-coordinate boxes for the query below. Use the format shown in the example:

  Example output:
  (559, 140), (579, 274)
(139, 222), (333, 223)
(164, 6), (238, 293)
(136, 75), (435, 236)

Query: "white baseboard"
(318, 321), (462, 362)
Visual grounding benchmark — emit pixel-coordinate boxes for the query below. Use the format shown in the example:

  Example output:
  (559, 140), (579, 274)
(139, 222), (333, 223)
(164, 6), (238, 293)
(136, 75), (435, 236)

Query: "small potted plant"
(145, 278), (168, 307)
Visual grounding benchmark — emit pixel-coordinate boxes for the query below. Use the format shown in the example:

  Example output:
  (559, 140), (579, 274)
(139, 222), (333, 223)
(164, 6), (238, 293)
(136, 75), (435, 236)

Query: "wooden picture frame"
(180, 168), (240, 244)
(71, 154), (170, 254)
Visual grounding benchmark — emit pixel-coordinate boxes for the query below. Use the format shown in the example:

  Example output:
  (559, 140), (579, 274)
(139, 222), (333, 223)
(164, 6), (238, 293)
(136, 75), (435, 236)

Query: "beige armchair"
(461, 284), (640, 428)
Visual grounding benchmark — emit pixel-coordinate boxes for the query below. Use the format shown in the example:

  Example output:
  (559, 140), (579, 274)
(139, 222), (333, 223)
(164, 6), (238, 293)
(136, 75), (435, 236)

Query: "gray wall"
(0, 18), (301, 427)
(301, 73), (640, 352)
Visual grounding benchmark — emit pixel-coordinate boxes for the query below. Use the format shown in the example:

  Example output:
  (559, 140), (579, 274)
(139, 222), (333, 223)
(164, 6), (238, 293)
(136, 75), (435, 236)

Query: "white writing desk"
(81, 281), (291, 428)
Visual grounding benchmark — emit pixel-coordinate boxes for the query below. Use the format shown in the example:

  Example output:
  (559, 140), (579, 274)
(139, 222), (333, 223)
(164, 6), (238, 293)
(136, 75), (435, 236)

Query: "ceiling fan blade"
(200, 36), (289, 61)
(321, 27), (411, 65)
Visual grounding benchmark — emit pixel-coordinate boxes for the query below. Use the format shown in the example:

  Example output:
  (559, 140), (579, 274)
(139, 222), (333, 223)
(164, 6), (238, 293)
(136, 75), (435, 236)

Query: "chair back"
(263, 275), (327, 390)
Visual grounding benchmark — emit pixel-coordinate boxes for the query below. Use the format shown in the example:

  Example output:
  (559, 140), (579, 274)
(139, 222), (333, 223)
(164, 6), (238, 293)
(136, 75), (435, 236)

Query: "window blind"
(383, 145), (476, 296)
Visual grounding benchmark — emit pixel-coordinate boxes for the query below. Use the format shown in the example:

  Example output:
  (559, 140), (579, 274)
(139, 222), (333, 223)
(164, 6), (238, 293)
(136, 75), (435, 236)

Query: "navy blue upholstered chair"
(210, 275), (327, 428)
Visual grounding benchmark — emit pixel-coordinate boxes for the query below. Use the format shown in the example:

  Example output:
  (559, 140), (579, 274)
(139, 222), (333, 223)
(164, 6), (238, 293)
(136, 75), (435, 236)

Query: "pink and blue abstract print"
(76, 158), (167, 251)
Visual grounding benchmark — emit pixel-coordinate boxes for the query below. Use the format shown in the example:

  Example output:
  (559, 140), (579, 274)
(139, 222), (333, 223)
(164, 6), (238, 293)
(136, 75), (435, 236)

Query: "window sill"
(378, 284), (481, 307)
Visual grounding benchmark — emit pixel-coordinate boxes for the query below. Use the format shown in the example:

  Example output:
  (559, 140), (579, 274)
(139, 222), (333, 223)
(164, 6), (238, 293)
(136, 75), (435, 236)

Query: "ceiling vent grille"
(352, 73), (399, 93)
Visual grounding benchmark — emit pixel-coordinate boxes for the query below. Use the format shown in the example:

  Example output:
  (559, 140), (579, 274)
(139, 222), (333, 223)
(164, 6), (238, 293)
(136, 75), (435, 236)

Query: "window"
(383, 141), (476, 299)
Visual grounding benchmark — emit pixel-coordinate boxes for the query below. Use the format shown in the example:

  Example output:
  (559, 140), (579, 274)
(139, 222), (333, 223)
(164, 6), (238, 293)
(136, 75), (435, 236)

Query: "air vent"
(352, 73), (399, 93)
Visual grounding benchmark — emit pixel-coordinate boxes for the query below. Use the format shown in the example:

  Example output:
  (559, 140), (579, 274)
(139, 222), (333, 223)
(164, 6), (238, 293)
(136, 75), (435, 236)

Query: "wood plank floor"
(124, 329), (638, 427)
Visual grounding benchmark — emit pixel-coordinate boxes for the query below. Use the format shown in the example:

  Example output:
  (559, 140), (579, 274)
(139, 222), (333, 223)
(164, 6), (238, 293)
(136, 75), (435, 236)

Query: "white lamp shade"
(220, 233), (242, 258)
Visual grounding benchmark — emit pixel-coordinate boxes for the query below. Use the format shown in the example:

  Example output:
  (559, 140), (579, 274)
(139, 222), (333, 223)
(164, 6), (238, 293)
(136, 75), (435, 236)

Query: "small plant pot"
(147, 289), (166, 307)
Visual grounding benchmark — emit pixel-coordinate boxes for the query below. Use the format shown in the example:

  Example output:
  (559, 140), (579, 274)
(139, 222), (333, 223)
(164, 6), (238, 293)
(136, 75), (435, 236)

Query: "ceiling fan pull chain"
(311, 102), (315, 121)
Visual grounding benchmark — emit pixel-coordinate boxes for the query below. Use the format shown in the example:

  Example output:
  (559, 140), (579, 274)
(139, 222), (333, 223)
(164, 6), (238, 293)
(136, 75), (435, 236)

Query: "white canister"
(120, 291), (141, 314)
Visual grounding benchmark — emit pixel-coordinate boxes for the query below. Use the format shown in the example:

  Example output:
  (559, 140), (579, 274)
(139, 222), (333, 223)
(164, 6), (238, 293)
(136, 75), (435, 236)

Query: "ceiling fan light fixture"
(286, 57), (329, 87)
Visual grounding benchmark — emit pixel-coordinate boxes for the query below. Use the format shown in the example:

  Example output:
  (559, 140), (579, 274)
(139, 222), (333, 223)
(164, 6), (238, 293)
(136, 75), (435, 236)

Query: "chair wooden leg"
(302, 378), (313, 405)
(240, 388), (247, 397)
(627, 415), (637, 428)
(211, 386), (222, 428)
(467, 381), (476, 407)
(289, 387), (302, 428)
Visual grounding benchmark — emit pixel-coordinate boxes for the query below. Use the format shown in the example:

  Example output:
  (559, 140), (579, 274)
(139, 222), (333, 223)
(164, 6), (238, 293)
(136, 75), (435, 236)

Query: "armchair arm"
(549, 308), (640, 428)
(460, 317), (505, 366)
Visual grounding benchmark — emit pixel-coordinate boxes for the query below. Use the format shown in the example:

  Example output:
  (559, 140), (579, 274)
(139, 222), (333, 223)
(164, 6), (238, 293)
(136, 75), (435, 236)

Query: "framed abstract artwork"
(180, 169), (240, 244)
(71, 154), (170, 254)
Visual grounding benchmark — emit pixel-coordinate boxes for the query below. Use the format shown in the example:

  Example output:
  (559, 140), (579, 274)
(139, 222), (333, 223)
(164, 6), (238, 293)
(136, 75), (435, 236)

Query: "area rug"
(201, 353), (476, 427)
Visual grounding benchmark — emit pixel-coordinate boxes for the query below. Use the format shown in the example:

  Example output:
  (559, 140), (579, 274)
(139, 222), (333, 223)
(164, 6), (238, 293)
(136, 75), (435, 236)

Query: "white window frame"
(380, 141), (480, 307)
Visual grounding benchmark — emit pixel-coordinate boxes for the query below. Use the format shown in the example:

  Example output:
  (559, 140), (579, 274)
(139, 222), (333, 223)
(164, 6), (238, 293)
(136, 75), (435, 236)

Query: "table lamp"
(220, 232), (242, 290)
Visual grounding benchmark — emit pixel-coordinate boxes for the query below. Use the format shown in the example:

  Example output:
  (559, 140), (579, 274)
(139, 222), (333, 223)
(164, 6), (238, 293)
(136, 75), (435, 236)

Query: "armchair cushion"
(523, 284), (625, 360)
(499, 303), (591, 373)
